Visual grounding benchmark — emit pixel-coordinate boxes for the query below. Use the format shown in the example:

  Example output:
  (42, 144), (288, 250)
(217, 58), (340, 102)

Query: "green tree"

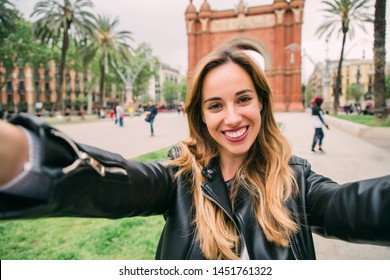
(178, 77), (187, 102)
(81, 14), (132, 108)
(316, 0), (372, 115)
(0, 0), (17, 32)
(1, 19), (60, 68)
(346, 83), (364, 103)
(304, 86), (315, 108)
(0, 1), (20, 95)
(31, 0), (96, 111)
(0, 18), (60, 112)
(373, 0), (388, 121)
(163, 80), (178, 106)
(385, 75), (390, 99)
(131, 43), (159, 100)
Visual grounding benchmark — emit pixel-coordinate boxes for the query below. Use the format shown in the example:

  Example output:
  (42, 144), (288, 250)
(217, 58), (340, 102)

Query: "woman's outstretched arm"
(0, 120), (29, 185)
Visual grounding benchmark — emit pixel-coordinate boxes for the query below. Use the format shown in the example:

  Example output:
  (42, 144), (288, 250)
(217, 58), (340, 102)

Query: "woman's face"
(201, 62), (262, 161)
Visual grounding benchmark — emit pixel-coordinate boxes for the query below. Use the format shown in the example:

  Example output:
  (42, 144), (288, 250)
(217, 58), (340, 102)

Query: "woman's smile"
(222, 126), (249, 142)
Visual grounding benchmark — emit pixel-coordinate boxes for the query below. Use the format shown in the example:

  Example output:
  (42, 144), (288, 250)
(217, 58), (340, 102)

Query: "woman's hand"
(0, 120), (29, 185)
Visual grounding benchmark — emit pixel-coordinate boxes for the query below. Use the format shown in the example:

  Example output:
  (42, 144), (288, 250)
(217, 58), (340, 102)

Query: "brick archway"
(185, 0), (305, 111)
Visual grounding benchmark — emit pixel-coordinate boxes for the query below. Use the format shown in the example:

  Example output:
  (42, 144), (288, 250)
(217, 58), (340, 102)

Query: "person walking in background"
(116, 103), (124, 127)
(145, 100), (158, 136)
(311, 96), (329, 153)
(109, 106), (115, 120)
(113, 105), (118, 124)
(64, 107), (71, 122)
(98, 108), (106, 119)
(0, 46), (389, 260)
(78, 108), (85, 120)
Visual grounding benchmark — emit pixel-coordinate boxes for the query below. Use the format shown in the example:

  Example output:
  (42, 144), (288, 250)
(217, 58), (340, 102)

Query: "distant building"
(147, 62), (181, 106)
(307, 59), (390, 111)
(0, 61), (94, 114)
(0, 59), (182, 114)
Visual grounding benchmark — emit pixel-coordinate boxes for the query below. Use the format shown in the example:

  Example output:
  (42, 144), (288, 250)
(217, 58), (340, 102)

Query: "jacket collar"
(201, 157), (233, 217)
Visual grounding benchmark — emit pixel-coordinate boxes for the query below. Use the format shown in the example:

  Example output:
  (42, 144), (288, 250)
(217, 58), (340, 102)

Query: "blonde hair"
(168, 46), (298, 259)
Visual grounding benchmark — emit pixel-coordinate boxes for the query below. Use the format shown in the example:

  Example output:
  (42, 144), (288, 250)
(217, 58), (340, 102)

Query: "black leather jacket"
(1, 114), (390, 259)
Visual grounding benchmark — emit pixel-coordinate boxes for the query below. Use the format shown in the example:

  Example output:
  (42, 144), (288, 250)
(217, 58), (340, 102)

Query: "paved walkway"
(275, 112), (390, 260)
(53, 111), (390, 259)
(55, 112), (189, 159)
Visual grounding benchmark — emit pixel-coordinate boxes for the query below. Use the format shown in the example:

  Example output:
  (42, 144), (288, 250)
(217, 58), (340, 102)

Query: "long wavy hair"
(168, 46), (298, 259)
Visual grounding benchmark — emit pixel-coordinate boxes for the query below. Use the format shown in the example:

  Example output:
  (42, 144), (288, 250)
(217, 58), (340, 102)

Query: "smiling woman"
(0, 45), (389, 261)
(201, 62), (263, 179)
(174, 46), (299, 259)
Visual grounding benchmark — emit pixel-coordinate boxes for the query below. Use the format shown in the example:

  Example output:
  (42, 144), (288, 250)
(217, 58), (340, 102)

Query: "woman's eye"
(208, 103), (222, 110)
(238, 96), (252, 103)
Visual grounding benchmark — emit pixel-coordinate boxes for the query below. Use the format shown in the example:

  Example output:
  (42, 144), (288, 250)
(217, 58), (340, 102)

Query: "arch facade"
(185, 0), (305, 111)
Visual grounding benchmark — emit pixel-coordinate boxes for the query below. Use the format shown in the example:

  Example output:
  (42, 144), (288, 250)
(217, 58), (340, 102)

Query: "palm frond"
(316, 0), (374, 40)
(0, 0), (17, 30)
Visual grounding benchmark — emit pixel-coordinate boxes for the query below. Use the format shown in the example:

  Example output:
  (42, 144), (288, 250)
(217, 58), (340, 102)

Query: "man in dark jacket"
(146, 100), (158, 137)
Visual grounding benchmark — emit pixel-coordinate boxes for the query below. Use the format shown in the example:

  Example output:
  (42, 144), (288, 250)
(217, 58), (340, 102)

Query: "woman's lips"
(222, 126), (249, 142)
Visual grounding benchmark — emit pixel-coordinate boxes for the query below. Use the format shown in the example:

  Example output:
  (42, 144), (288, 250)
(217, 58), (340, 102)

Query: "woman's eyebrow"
(236, 89), (254, 95)
(203, 89), (255, 104)
(203, 97), (221, 104)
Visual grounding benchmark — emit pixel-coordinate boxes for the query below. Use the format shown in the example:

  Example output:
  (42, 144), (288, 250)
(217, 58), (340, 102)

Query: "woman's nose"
(224, 106), (241, 126)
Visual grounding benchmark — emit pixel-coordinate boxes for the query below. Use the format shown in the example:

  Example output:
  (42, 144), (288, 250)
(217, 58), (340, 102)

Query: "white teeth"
(225, 127), (246, 138)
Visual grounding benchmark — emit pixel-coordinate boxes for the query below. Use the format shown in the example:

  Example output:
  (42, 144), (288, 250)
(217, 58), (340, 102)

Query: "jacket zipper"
(289, 237), (299, 260)
(202, 190), (247, 258)
(204, 183), (299, 260)
(51, 129), (127, 176)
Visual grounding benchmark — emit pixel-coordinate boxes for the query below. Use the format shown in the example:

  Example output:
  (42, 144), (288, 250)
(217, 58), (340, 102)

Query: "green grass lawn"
(39, 115), (101, 126)
(0, 146), (173, 260)
(336, 114), (390, 127)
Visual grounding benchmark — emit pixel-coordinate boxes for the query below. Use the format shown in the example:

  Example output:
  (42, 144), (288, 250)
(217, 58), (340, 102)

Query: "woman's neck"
(219, 153), (245, 182)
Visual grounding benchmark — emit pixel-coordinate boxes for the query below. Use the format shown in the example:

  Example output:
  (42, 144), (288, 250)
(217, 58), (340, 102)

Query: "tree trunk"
(57, 25), (70, 113)
(87, 90), (93, 115)
(333, 31), (347, 116)
(99, 63), (106, 109)
(373, 0), (388, 121)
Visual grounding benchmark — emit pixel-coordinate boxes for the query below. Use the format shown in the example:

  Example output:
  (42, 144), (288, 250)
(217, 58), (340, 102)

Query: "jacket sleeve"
(318, 110), (328, 126)
(303, 162), (390, 245)
(0, 113), (175, 219)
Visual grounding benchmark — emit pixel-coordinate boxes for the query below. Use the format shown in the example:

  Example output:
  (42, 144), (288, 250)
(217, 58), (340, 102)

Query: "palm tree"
(0, 0), (18, 100)
(81, 14), (132, 108)
(0, 0), (17, 32)
(373, 0), (388, 121)
(31, 0), (96, 112)
(316, 0), (372, 115)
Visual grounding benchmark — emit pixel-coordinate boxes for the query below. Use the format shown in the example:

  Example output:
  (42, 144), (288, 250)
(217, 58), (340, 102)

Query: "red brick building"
(185, 0), (305, 111)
